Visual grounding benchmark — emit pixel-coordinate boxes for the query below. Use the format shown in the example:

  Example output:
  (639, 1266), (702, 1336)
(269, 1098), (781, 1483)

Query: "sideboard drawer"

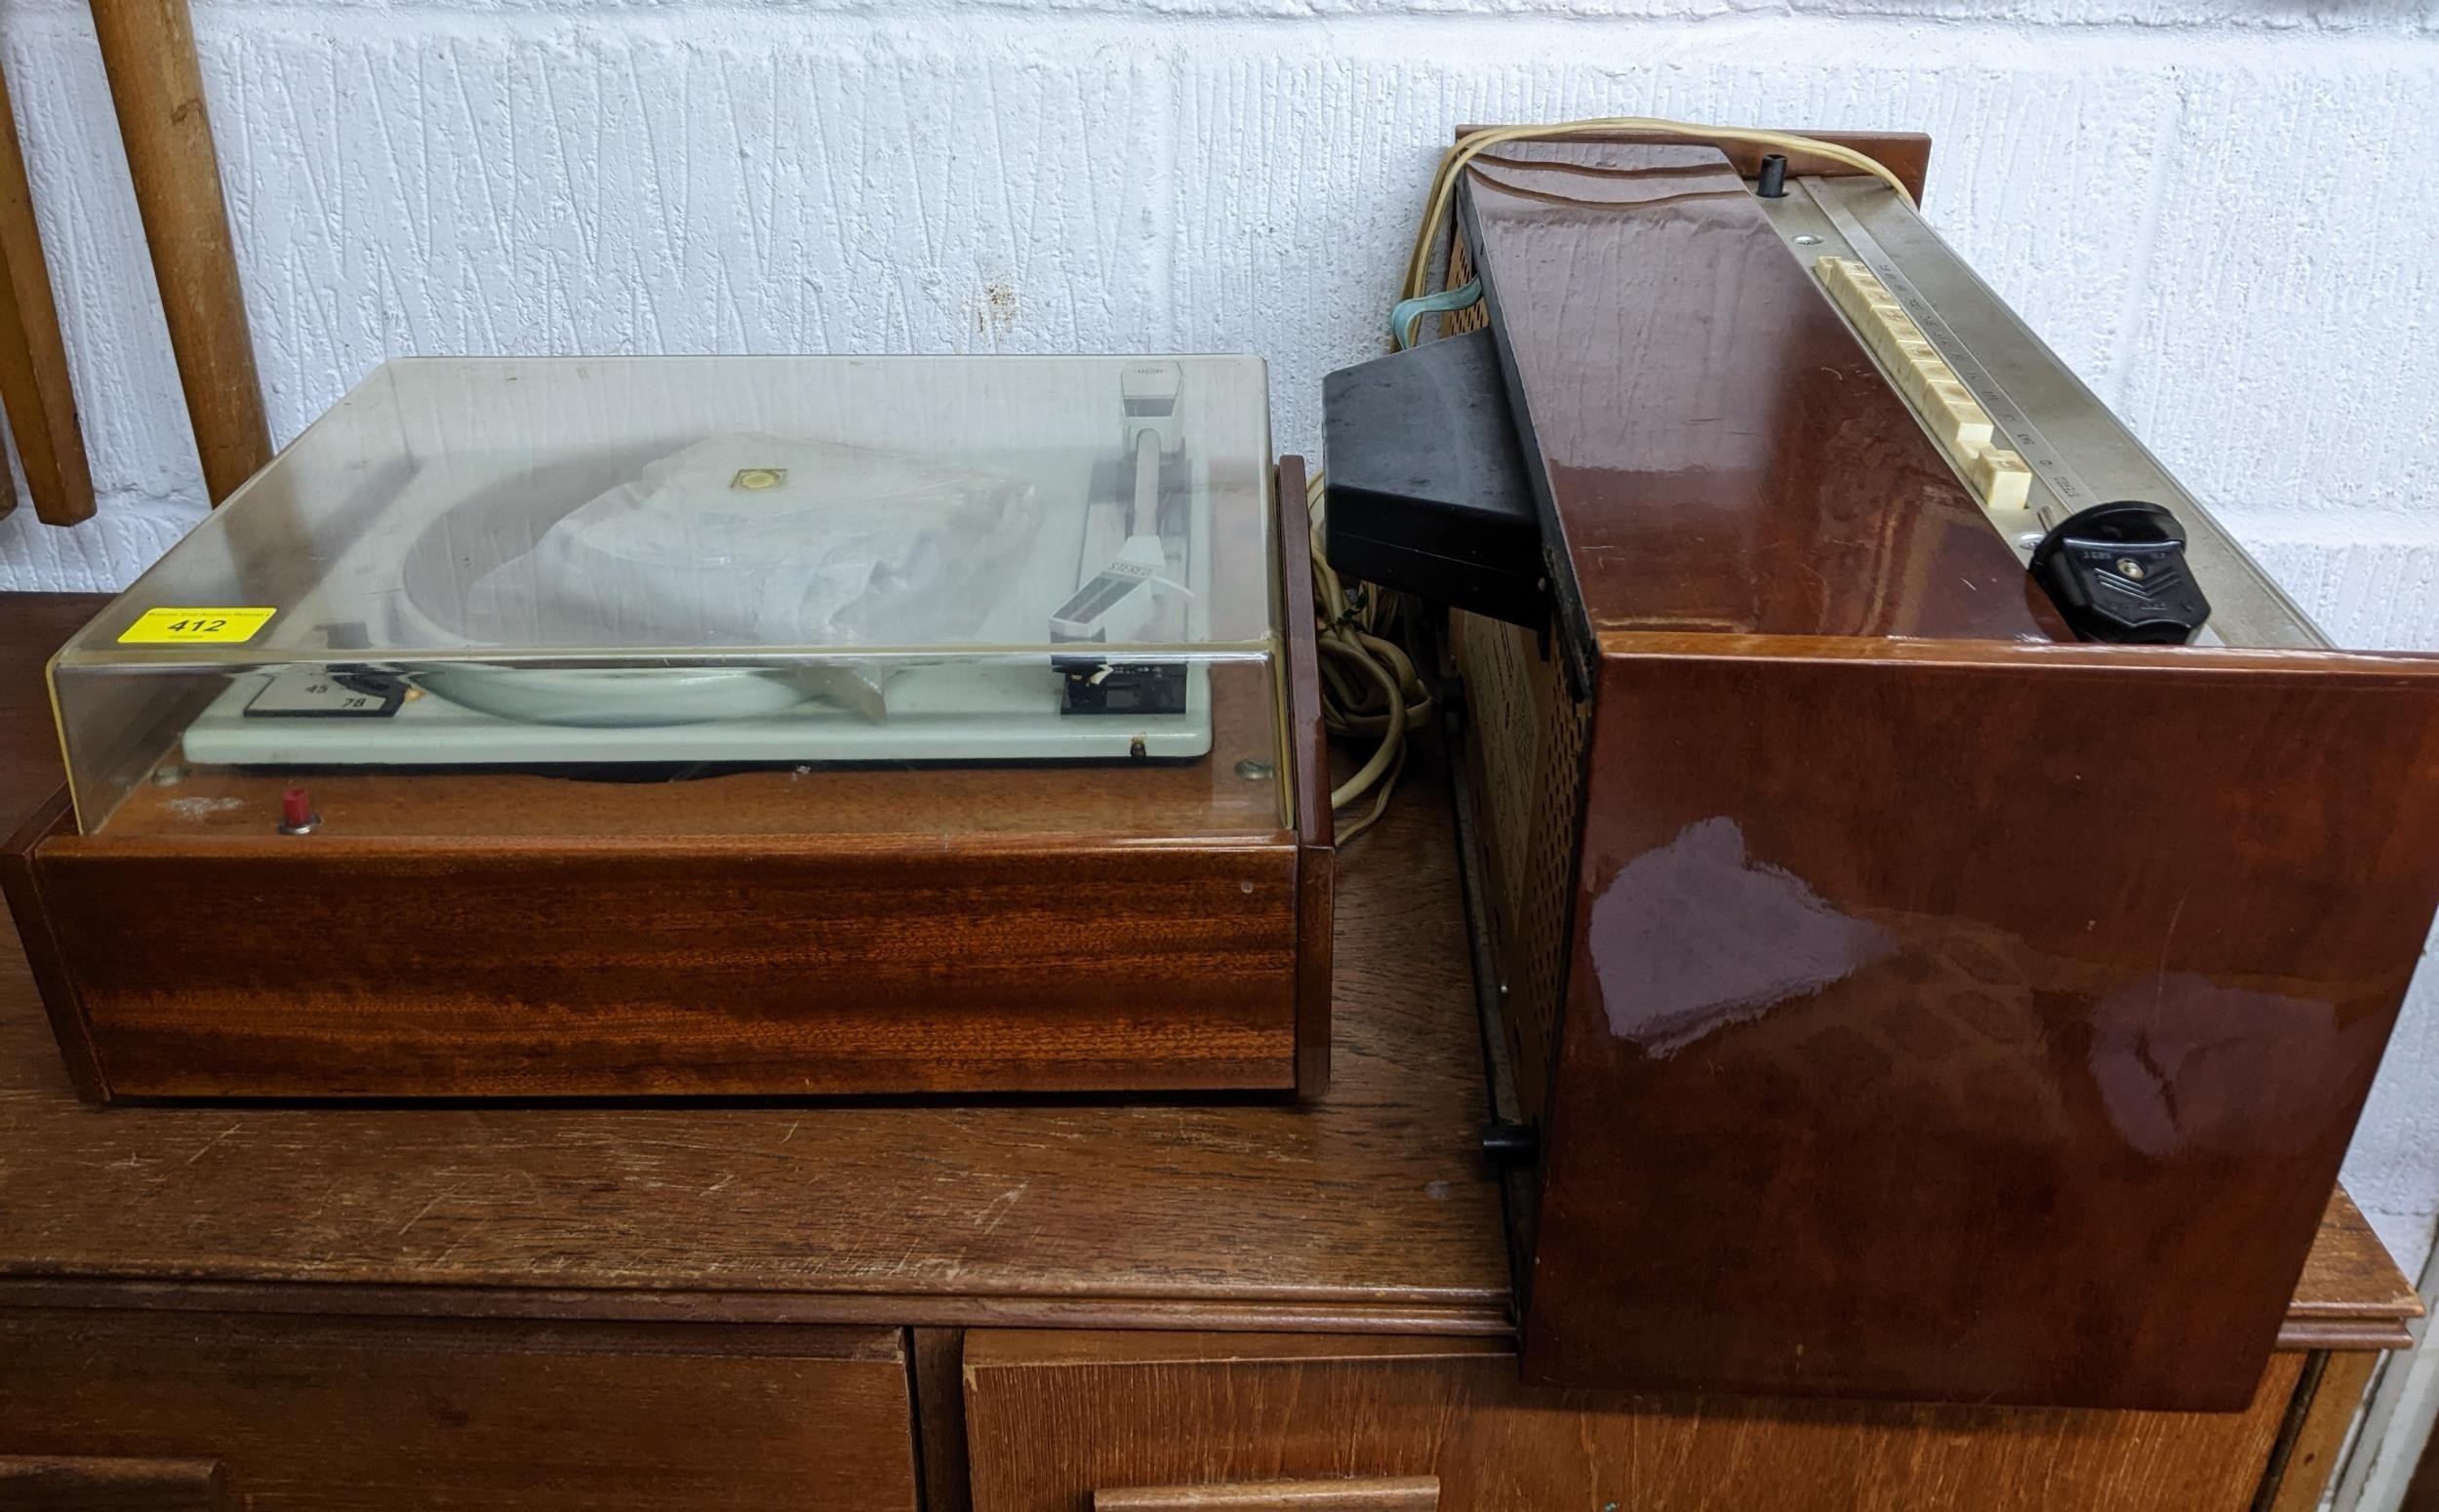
(0, 1453), (228, 1509)
(961, 1331), (2303, 1512)
(0, 1309), (917, 1510)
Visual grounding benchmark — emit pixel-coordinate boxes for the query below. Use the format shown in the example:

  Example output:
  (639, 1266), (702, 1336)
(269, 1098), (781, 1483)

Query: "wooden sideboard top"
(0, 592), (2415, 1345)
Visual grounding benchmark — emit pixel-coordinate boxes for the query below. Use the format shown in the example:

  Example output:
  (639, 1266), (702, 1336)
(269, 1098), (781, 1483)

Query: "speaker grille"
(1451, 610), (1587, 1125)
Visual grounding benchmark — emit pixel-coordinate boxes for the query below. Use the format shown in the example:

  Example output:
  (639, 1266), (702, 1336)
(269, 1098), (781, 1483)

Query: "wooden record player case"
(3, 460), (1333, 1105)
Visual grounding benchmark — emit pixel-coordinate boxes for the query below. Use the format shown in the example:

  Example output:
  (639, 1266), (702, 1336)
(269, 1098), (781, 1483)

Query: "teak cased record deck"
(9, 355), (1333, 1101)
(1327, 134), (2439, 1413)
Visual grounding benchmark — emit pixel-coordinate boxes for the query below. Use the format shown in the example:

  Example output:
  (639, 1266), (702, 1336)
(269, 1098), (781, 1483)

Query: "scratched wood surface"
(0, 592), (2412, 1341)
(0, 1310), (918, 1509)
(964, 1332), (2304, 1512)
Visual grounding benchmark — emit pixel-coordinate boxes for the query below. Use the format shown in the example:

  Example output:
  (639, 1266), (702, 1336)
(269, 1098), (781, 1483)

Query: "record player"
(6, 354), (1333, 1101)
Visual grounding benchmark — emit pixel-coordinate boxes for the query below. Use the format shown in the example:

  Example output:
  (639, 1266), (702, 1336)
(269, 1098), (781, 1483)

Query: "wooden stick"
(89, 0), (270, 505)
(0, 56), (95, 525)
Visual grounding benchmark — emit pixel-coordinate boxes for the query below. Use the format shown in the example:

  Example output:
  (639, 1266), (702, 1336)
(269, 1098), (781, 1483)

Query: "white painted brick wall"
(4, 0), (2438, 1262)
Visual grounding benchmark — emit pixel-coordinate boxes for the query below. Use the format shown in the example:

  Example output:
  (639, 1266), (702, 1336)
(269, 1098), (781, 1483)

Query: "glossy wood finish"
(1524, 639), (2439, 1410)
(31, 823), (1301, 1098)
(12, 467), (1330, 1100)
(0, 1455), (228, 1511)
(965, 1331), (2306, 1512)
(1, 790), (104, 1101)
(0, 1310), (917, 1509)
(1459, 140), (2066, 652)
(89, 0), (272, 504)
(0, 59), (95, 526)
(1453, 139), (2439, 1411)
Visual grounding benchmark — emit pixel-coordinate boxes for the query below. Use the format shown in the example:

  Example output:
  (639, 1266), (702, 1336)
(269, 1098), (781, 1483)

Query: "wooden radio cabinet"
(1327, 131), (2439, 1412)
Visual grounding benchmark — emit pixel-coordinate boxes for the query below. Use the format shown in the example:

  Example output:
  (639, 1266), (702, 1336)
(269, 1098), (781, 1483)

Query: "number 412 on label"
(117, 608), (278, 645)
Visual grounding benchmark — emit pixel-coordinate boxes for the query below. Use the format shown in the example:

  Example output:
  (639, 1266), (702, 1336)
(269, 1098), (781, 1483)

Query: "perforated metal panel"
(1444, 236), (1489, 337)
(1450, 610), (1588, 1126)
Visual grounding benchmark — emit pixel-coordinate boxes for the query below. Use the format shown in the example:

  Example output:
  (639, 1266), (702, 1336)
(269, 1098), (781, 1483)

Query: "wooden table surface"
(0, 592), (2416, 1346)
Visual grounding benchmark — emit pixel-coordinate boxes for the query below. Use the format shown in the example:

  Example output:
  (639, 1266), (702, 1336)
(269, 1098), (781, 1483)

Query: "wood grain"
(0, 1309), (915, 1510)
(1, 790), (105, 1100)
(0, 58), (94, 526)
(1526, 638), (2439, 1409)
(34, 821), (1302, 1098)
(0, 1455), (227, 1511)
(1459, 139), (2065, 654)
(918, 1327), (978, 1512)
(965, 1331), (2304, 1512)
(1452, 138), (2439, 1411)
(1277, 455), (1336, 1096)
(2290, 1189), (2422, 1328)
(87, 0), (271, 504)
(1096, 1477), (1438, 1510)
(2262, 1351), (2379, 1512)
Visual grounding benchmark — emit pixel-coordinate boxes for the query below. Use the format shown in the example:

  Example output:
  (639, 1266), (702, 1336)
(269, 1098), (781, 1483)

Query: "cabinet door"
(0, 1309), (918, 1510)
(963, 1332), (2303, 1512)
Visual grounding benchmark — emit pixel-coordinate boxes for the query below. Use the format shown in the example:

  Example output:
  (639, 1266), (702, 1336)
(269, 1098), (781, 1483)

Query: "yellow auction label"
(117, 607), (278, 645)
